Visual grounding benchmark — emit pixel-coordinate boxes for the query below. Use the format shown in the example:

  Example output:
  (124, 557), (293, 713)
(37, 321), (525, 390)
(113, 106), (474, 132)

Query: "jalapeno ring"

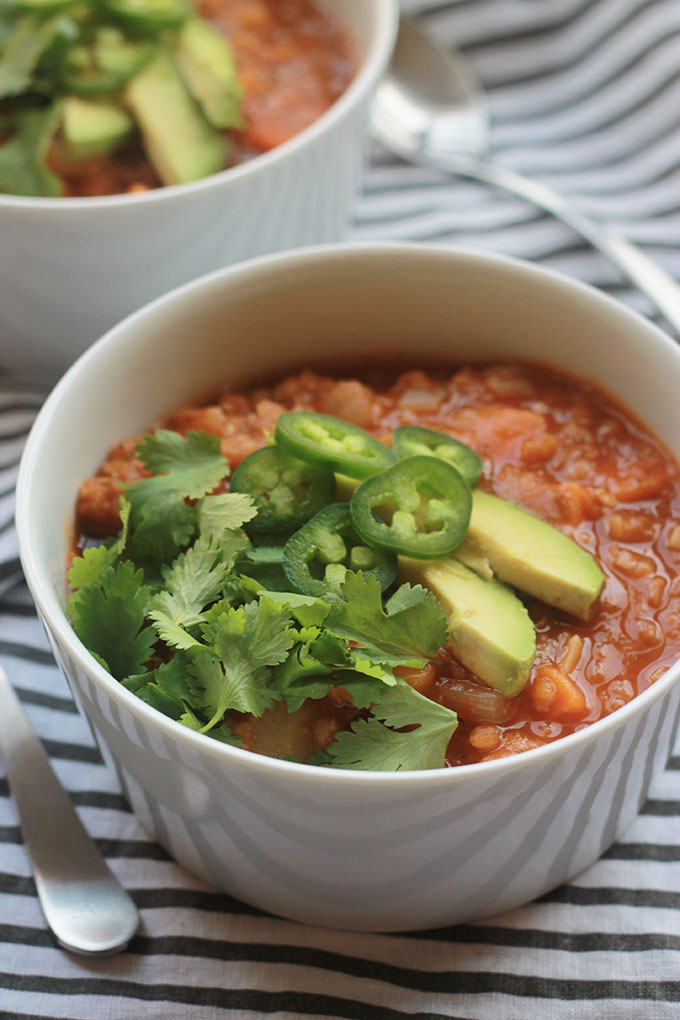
(275, 411), (395, 480)
(393, 425), (483, 488)
(350, 455), (472, 559)
(102, 0), (192, 31)
(282, 503), (397, 598)
(230, 445), (335, 533)
(56, 36), (154, 96)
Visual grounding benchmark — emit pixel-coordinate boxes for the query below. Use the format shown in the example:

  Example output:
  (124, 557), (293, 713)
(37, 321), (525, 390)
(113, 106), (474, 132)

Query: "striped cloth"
(1, 0), (679, 1016)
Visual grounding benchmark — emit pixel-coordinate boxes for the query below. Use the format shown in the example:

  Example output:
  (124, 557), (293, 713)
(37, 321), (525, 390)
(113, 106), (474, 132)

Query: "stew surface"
(75, 362), (680, 767)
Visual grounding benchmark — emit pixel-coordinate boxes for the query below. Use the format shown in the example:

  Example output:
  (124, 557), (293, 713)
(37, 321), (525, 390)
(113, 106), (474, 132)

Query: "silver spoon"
(0, 663), (139, 954)
(371, 18), (680, 335)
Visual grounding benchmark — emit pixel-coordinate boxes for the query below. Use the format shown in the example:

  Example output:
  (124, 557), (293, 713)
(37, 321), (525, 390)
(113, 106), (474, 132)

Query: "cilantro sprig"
(326, 681), (458, 772)
(70, 559), (154, 679)
(126, 429), (229, 561)
(68, 429), (456, 769)
(0, 101), (63, 197)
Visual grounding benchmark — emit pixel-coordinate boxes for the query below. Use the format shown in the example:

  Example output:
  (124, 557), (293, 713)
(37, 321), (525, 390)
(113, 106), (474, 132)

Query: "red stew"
(75, 363), (680, 767)
(50, 0), (354, 197)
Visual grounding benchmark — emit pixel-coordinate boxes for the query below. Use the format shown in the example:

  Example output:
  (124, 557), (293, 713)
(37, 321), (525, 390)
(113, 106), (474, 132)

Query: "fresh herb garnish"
(68, 428), (457, 768)
(0, 101), (63, 197)
(125, 429), (228, 561)
(0, 0), (244, 196)
(326, 681), (458, 772)
(326, 571), (447, 666)
(69, 559), (154, 679)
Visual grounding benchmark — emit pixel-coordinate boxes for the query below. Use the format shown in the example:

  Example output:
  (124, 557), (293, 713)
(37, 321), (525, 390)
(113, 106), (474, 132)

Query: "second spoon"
(371, 19), (680, 336)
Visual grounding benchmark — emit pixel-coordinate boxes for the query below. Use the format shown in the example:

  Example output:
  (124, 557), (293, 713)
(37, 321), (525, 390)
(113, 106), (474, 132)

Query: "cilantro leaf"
(126, 657), (243, 746)
(277, 676), (333, 712)
(67, 500), (130, 596)
(336, 673), (387, 710)
(198, 492), (256, 536)
(238, 560), (289, 592)
(0, 101), (63, 197)
(191, 599), (295, 729)
(126, 482), (194, 562)
(187, 645), (277, 731)
(237, 545), (292, 592)
(274, 628), (384, 712)
(217, 527), (251, 569)
(124, 656), (194, 720)
(70, 561), (154, 680)
(348, 653), (397, 688)
(244, 545), (284, 565)
(215, 597), (295, 673)
(148, 611), (202, 650)
(327, 572), (448, 665)
(221, 576), (264, 606)
(274, 630), (337, 711)
(68, 545), (119, 598)
(327, 681), (458, 771)
(206, 723), (242, 745)
(308, 748), (333, 766)
(136, 429), (228, 482)
(255, 590), (331, 628)
(177, 707), (204, 730)
(0, 15), (61, 99)
(126, 430), (228, 562)
(148, 534), (235, 629)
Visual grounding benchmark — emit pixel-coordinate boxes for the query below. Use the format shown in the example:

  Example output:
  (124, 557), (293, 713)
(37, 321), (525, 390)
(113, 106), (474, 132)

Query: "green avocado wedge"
(63, 96), (134, 159)
(462, 489), (605, 621)
(398, 556), (536, 697)
(124, 50), (226, 186)
(174, 17), (243, 130)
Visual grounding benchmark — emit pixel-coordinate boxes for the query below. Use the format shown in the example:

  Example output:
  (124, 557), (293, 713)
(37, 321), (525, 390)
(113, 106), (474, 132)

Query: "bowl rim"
(0, 0), (398, 214)
(16, 241), (680, 786)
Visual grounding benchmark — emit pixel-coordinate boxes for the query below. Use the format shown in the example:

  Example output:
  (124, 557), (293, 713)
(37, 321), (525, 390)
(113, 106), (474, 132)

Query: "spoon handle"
(431, 153), (680, 336)
(0, 663), (139, 955)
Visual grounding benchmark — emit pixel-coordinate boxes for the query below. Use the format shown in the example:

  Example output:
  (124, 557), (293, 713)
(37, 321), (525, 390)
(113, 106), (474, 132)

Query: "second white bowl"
(0, 0), (397, 378)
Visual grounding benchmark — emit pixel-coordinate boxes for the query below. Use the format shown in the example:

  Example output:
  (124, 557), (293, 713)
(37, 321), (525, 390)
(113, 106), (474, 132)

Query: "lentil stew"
(73, 362), (680, 768)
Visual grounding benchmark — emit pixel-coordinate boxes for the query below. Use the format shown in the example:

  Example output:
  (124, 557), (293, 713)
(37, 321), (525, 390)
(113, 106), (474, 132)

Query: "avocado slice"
(462, 490), (605, 620)
(62, 96), (134, 160)
(399, 557), (536, 696)
(174, 17), (243, 129)
(124, 50), (227, 186)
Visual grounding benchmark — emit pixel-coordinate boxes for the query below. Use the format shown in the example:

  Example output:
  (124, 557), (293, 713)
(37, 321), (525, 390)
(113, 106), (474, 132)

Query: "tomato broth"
(74, 363), (680, 767)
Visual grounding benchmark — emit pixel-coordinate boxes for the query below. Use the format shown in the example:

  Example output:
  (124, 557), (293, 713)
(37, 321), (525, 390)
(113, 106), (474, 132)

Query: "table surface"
(2, 1), (680, 1017)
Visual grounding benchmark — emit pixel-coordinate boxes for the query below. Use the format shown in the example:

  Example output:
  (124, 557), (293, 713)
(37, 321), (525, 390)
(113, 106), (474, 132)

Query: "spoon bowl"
(371, 18), (680, 335)
(371, 18), (488, 161)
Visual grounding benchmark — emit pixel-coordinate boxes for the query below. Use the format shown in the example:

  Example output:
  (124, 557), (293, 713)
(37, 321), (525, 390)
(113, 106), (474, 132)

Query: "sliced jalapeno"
(95, 30), (155, 77)
(58, 58), (129, 95)
(103, 0), (192, 31)
(283, 503), (397, 598)
(230, 445), (336, 533)
(350, 455), (472, 559)
(57, 35), (153, 95)
(16, 0), (74, 11)
(393, 425), (483, 488)
(275, 411), (395, 480)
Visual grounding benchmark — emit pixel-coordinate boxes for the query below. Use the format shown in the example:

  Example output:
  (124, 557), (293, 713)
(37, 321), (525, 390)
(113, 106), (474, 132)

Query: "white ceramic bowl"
(16, 244), (680, 932)
(0, 0), (397, 379)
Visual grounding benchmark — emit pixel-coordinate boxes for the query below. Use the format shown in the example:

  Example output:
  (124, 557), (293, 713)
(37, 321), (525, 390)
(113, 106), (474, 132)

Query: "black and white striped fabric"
(2, 0), (680, 1016)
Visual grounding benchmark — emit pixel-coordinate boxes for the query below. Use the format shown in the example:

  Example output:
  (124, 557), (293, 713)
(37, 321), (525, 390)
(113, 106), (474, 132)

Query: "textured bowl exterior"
(17, 245), (680, 931)
(44, 627), (680, 931)
(0, 0), (397, 378)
